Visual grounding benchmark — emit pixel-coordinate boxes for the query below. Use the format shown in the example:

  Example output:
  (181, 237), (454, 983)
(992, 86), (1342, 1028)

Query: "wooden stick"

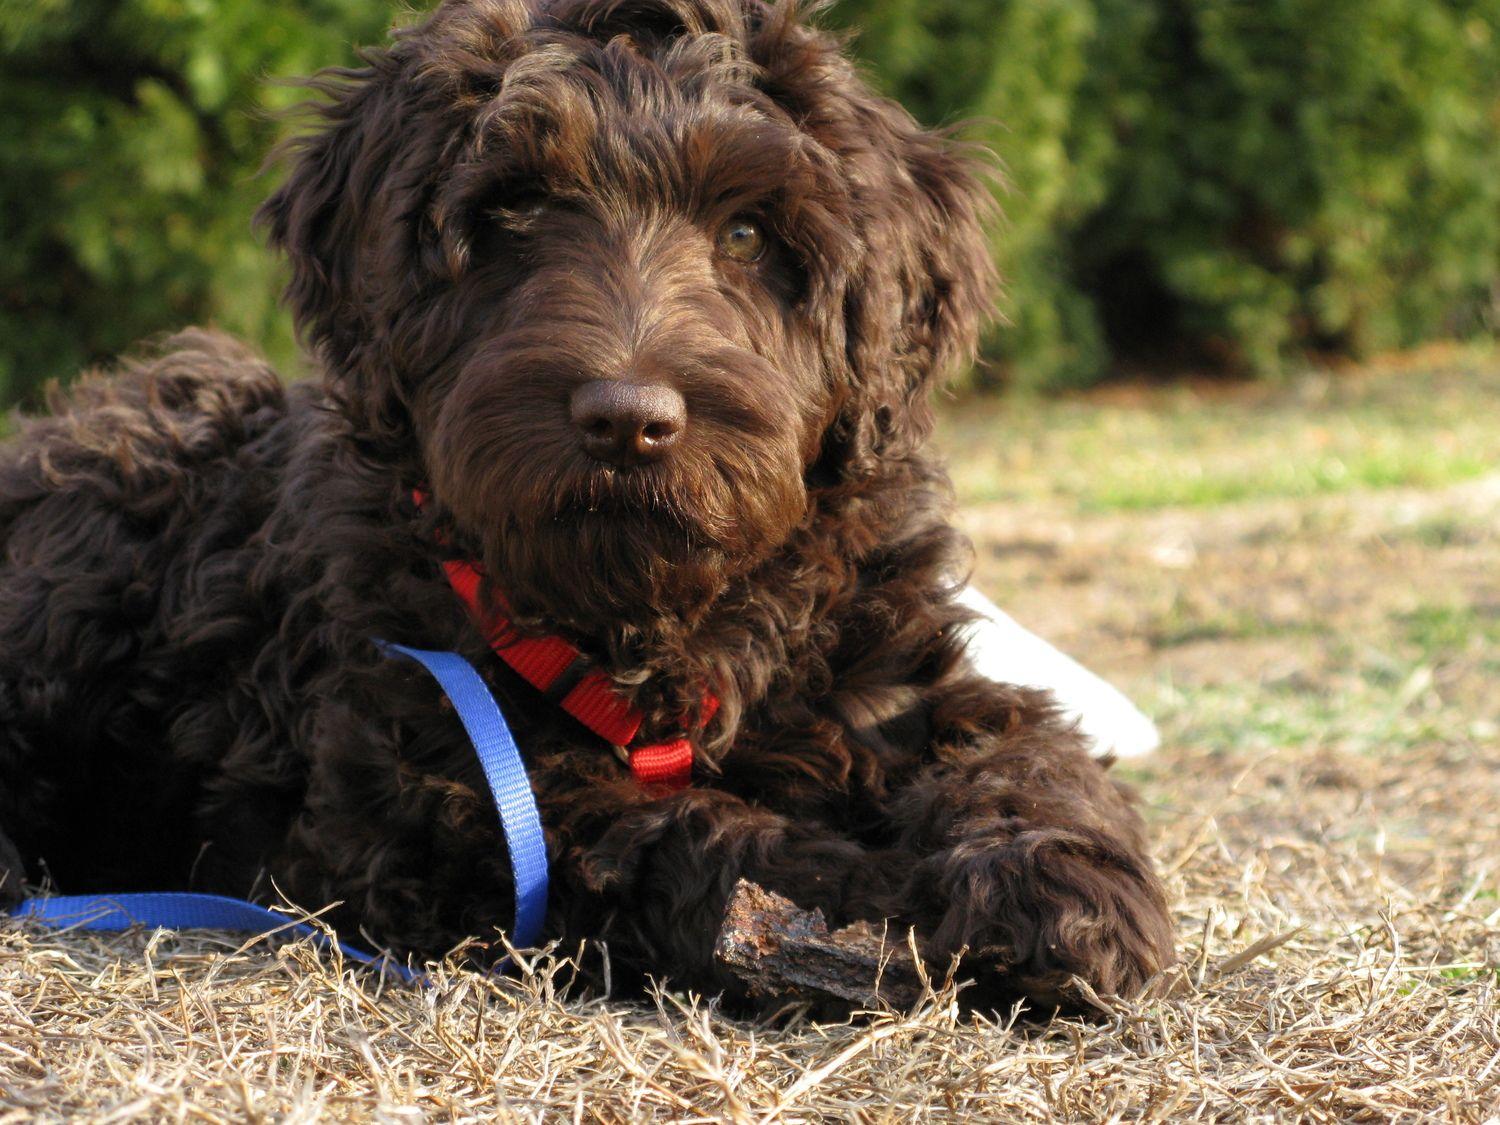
(714, 879), (927, 1008)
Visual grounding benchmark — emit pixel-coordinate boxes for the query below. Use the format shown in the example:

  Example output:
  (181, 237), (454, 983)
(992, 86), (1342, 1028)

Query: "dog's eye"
(716, 216), (767, 264)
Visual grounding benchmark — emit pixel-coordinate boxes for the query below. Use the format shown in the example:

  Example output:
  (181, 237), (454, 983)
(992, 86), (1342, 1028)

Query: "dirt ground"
(1, 358), (1497, 1121)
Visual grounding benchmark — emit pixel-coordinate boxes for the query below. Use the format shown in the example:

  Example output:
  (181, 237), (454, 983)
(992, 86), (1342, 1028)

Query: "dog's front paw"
(922, 827), (1175, 1012)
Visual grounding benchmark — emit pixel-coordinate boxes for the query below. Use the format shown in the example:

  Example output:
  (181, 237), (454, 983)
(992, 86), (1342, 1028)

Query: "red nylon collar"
(419, 495), (713, 793)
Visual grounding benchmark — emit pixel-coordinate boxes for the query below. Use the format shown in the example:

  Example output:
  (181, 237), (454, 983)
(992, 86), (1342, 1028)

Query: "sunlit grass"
(1400, 602), (1500, 664)
(939, 348), (1500, 511)
(1141, 599), (1324, 649)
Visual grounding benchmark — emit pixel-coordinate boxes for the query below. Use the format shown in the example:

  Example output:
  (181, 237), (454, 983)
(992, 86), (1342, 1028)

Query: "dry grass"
(2, 790), (1497, 1122)
(4, 358), (1499, 1122)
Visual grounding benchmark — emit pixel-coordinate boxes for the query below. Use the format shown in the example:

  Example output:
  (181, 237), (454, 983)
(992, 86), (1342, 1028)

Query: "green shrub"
(3, 0), (1498, 400)
(837, 0), (1500, 388)
(0, 0), (390, 402)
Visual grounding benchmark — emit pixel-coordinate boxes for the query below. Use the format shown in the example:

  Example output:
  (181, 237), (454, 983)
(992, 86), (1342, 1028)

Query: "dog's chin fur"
(0, 0), (1177, 1015)
(435, 434), (811, 637)
(480, 508), (740, 637)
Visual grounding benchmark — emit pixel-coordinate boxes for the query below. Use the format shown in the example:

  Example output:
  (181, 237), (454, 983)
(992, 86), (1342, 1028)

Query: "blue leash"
(12, 891), (427, 982)
(9, 643), (549, 981)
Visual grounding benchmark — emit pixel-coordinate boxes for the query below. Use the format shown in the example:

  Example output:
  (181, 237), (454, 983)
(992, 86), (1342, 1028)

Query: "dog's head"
(261, 0), (994, 634)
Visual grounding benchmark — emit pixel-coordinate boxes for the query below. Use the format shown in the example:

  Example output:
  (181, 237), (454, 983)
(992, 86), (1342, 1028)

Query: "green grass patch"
(1142, 665), (1483, 760)
(1083, 446), (1492, 512)
(938, 352), (1500, 512)
(1390, 516), (1493, 549)
(1144, 601), (1320, 649)
(1399, 603), (1500, 660)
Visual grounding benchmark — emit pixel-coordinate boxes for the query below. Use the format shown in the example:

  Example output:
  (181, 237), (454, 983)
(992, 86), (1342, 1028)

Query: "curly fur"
(0, 0), (1173, 1011)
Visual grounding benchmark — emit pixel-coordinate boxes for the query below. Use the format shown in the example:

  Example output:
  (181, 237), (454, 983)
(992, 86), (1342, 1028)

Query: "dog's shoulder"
(0, 330), (296, 501)
(32, 328), (288, 451)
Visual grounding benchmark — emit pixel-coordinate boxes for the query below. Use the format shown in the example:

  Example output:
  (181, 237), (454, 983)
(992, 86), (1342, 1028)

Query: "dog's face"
(261, 0), (994, 635)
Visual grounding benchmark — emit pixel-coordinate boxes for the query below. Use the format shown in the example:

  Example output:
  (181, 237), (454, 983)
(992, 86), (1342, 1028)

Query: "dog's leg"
(873, 680), (1177, 1010)
(0, 682), (34, 907)
(0, 336), (295, 900)
(552, 701), (1173, 1008)
(554, 785), (900, 997)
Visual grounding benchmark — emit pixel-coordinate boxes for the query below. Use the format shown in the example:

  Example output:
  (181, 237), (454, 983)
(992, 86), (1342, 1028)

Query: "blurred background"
(4, 0), (1500, 402)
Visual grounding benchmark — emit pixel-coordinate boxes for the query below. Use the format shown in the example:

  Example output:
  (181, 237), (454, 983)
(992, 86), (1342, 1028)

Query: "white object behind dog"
(959, 585), (1159, 760)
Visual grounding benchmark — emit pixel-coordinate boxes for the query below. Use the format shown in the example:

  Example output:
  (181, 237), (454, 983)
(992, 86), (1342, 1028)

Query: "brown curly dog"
(0, 0), (1173, 1012)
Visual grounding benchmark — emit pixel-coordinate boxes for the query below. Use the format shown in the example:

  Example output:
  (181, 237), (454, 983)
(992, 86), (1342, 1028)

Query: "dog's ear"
(258, 56), (403, 374)
(839, 110), (998, 472)
(257, 46), (466, 447)
(258, 4), (547, 446)
(749, 7), (999, 475)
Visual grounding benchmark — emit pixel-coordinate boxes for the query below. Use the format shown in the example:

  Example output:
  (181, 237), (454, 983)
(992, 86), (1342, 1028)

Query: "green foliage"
(2, 0), (1499, 400)
(1088, 0), (1500, 380)
(837, 0), (1500, 389)
(0, 0), (391, 401)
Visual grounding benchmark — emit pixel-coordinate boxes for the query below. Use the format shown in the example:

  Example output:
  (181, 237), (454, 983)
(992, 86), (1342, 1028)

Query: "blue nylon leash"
(12, 892), (425, 982)
(378, 642), (550, 946)
(9, 642), (548, 981)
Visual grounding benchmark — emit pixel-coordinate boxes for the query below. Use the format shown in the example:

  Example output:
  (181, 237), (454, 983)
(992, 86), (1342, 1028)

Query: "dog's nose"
(570, 380), (685, 466)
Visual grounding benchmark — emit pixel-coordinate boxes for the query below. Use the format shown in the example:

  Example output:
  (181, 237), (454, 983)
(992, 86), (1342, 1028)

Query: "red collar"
(420, 497), (715, 793)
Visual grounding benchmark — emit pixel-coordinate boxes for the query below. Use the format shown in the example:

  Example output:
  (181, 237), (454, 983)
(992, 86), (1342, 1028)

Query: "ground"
(2, 350), (1497, 1122)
